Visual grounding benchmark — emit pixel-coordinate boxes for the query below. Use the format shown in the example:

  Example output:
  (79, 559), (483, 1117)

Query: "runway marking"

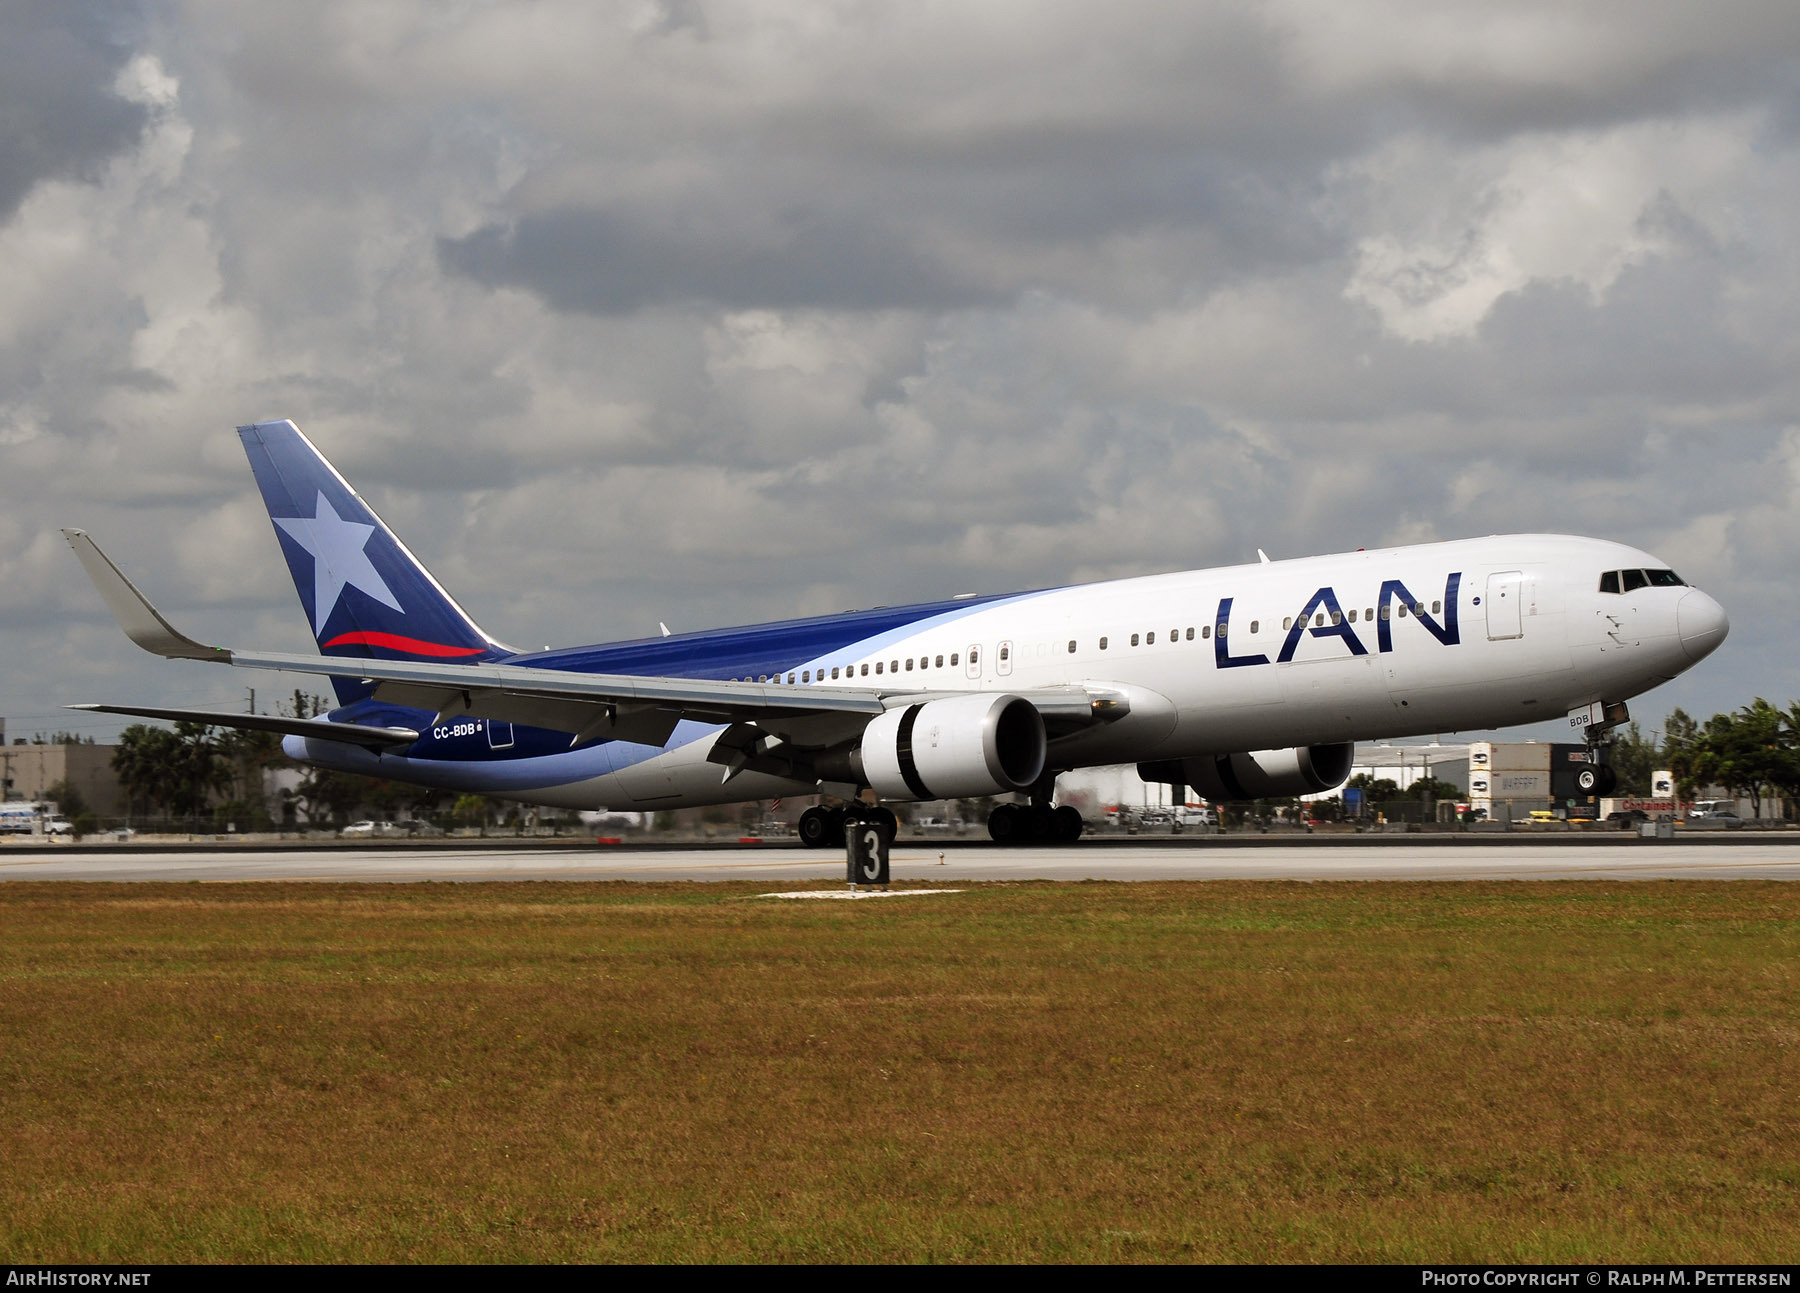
(759, 888), (964, 900)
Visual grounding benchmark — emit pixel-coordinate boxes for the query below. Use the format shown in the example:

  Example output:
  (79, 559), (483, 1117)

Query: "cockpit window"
(1601, 568), (1686, 594)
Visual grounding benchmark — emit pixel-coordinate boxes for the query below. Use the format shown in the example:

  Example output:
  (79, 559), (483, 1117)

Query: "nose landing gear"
(1574, 701), (1627, 796)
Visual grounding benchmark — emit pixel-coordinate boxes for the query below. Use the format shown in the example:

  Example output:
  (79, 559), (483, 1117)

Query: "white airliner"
(64, 421), (1729, 845)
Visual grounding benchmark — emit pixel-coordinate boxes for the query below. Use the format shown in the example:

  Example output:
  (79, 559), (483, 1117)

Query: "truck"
(0, 803), (73, 837)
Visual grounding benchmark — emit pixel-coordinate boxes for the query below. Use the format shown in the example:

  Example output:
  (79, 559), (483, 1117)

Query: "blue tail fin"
(239, 420), (510, 704)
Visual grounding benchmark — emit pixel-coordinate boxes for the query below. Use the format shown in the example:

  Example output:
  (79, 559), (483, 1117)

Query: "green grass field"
(1, 880), (1797, 1263)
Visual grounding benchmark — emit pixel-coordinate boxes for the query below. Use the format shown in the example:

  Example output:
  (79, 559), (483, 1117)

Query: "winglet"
(60, 529), (231, 663)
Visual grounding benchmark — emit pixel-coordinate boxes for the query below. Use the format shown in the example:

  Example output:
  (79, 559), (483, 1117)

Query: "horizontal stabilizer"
(67, 703), (419, 750)
(61, 529), (230, 662)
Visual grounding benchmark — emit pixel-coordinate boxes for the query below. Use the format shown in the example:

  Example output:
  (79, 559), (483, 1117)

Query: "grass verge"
(1, 880), (1797, 1262)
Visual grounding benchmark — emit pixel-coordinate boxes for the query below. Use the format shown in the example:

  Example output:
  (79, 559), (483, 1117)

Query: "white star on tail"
(274, 491), (404, 634)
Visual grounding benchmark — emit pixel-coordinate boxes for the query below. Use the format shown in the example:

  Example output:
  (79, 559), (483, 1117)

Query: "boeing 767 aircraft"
(64, 420), (1729, 845)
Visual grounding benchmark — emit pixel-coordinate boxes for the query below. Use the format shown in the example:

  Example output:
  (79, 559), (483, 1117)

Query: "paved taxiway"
(3, 837), (1798, 883)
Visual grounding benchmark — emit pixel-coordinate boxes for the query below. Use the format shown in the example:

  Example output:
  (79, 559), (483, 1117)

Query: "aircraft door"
(486, 720), (515, 749)
(1486, 571), (1523, 641)
(996, 640), (1014, 676)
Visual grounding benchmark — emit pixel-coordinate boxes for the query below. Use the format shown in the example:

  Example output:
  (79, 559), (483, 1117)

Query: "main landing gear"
(798, 803), (897, 849)
(987, 776), (1083, 845)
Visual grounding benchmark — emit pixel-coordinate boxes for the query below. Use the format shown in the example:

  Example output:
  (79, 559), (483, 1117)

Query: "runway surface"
(4, 838), (1799, 882)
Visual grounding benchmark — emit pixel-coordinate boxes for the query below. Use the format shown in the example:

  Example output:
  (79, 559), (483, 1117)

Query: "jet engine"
(859, 693), (1047, 801)
(1178, 743), (1354, 801)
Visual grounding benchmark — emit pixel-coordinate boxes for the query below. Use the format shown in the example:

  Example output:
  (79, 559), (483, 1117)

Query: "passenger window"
(1169, 628), (1178, 641)
(1186, 627), (1194, 640)
(801, 671), (809, 683)
(1283, 617), (1293, 630)
(1331, 611), (1343, 625)
(1398, 604), (1409, 618)
(1365, 607), (1374, 621)
(1312, 613), (1322, 627)
(788, 673), (795, 684)
(1413, 602), (1424, 616)
(1099, 636), (1108, 650)
(1431, 600), (1441, 614)
(1250, 620), (1260, 634)
(890, 660), (898, 672)
(1202, 625), (1211, 639)
(1599, 571), (1620, 594)
(831, 667), (840, 680)
(1216, 621), (1227, 637)
(999, 645), (1009, 662)
(1622, 569), (1648, 592)
(950, 653), (959, 666)
(905, 659), (913, 671)
(861, 664), (869, 676)
(758, 674), (768, 683)
(936, 654), (944, 667)
(1067, 640), (1076, 653)
(1379, 606), (1391, 621)
(1146, 631), (1155, 645)
(1130, 633), (1140, 647)
(1348, 609), (1357, 623)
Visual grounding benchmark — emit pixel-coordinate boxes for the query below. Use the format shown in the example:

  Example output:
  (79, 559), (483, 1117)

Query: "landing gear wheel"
(1021, 805), (1052, 842)
(1576, 766), (1617, 796)
(869, 805), (898, 844)
(987, 803), (1022, 844)
(1051, 805), (1084, 843)
(798, 807), (835, 849)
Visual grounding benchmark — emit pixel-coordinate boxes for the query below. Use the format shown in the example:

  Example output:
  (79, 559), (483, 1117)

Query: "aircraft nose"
(1677, 589), (1729, 662)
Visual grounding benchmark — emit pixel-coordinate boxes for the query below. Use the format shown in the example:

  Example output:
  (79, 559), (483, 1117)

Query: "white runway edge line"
(760, 889), (964, 900)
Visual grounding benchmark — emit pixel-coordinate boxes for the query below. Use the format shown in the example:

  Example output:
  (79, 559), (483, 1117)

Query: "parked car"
(42, 817), (74, 837)
(340, 820), (401, 838)
(396, 819), (443, 836)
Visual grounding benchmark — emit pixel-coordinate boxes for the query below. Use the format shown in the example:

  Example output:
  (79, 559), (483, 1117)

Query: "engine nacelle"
(860, 694), (1047, 802)
(1177, 743), (1354, 801)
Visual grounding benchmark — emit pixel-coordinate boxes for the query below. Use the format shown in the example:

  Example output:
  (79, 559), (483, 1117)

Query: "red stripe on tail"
(320, 631), (487, 658)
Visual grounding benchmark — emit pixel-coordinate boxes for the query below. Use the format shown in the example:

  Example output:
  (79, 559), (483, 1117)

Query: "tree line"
(1639, 700), (1800, 818)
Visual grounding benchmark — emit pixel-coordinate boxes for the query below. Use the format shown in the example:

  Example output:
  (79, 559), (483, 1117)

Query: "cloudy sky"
(4, 0), (1798, 747)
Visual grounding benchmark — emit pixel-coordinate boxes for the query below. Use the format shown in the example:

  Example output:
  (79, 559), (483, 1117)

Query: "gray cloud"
(0, 1), (147, 221)
(440, 208), (1006, 314)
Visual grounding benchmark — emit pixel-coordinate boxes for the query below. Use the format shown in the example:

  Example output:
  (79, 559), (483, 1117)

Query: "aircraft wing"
(63, 529), (1121, 749)
(66, 703), (421, 750)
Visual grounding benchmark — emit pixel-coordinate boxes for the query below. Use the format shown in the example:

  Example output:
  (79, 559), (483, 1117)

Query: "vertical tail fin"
(239, 420), (510, 703)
